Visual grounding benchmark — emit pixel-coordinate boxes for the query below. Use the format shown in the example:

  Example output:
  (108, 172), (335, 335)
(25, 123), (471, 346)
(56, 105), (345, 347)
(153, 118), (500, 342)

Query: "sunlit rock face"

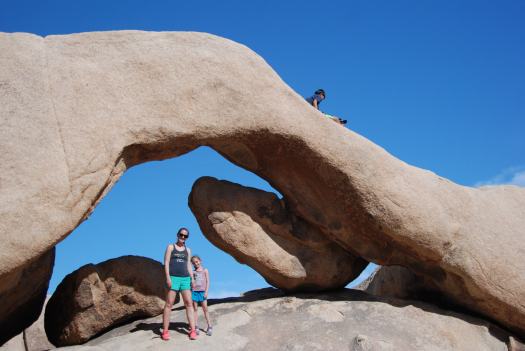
(1, 31), (525, 339)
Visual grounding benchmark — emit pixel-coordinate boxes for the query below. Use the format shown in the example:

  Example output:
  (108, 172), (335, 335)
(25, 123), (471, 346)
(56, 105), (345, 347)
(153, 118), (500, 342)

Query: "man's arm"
(313, 99), (319, 110)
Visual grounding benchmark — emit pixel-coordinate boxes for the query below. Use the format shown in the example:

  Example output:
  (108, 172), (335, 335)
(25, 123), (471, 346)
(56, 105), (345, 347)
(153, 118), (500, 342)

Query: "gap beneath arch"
(49, 146), (374, 297)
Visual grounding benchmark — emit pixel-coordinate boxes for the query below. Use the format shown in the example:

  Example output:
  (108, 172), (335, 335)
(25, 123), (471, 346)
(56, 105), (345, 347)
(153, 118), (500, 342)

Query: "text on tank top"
(169, 244), (189, 277)
(193, 269), (207, 291)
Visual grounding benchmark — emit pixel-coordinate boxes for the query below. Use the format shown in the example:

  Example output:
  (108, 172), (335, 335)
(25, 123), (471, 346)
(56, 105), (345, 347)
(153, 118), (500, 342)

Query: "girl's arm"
(164, 244), (173, 288)
(204, 268), (210, 298)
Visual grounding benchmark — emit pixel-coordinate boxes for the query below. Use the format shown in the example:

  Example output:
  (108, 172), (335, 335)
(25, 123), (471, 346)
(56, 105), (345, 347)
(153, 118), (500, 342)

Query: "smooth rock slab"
(57, 289), (515, 351)
(45, 256), (165, 346)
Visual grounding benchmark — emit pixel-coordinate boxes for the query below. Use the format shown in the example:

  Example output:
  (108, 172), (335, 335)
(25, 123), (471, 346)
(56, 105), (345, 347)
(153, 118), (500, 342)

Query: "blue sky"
(1, 1), (523, 297)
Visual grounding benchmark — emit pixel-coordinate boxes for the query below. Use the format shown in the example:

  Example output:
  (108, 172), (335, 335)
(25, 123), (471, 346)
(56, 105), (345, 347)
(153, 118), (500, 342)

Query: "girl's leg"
(193, 301), (199, 331)
(162, 289), (177, 334)
(181, 289), (196, 331)
(201, 300), (212, 329)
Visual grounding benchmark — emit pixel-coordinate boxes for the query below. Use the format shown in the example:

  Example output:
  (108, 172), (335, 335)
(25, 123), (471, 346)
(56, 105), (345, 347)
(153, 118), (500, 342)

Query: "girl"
(162, 227), (198, 341)
(191, 255), (212, 336)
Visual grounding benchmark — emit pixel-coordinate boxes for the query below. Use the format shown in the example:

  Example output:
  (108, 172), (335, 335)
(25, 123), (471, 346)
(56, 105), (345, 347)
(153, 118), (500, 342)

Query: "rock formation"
(44, 256), (166, 346)
(1, 31), (525, 339)
(53, 289), (515, 351)
(189, 176), (367, 291)
(0, 249), (54, 346)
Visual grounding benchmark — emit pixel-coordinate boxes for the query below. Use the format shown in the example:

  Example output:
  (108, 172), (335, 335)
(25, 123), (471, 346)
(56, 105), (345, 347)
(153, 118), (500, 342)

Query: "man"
(305, 89), (347, 125)
(305, 89), (326, 110)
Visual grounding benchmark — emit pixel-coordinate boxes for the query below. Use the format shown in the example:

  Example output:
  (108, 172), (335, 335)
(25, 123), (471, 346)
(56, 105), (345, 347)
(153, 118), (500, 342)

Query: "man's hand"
(166, 277), (172, 289)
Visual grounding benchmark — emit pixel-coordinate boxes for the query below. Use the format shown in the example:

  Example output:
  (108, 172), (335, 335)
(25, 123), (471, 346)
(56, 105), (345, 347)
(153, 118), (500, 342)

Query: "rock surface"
(357, 265), (429, 300)
(189, 176), (367, 291)
(0, 249), (54, 346)
(1, 31), (525, 337)
(24, 297), (54, 351)
(0, 334), (25, 351)
(45, 256), (165, 346)
(56, 289), (515, 351)
(1, 297), (55, 351)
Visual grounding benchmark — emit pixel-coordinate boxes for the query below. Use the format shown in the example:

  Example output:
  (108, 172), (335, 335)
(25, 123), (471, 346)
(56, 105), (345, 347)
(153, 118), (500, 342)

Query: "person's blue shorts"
(192, 291), (206, 302)
(170, 276), (191, 291)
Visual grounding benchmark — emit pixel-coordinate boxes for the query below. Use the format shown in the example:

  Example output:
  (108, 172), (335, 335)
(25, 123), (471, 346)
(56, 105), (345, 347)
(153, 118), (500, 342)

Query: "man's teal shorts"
(170, 276), (191, 291)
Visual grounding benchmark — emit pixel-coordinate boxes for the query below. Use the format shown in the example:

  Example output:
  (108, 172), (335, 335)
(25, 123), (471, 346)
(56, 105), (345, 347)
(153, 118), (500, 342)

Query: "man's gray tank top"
(169, 244), (190, 277)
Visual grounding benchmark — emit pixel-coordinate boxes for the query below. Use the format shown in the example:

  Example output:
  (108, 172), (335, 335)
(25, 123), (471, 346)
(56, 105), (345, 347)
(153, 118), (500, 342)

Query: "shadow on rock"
(130, 321), (190, 336)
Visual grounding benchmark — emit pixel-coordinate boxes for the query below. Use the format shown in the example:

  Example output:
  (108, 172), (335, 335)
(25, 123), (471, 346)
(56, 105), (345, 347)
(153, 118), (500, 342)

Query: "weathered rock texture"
(1, 31), (525, 337)
(58, 289), (515, 351)
(44, 256), (165, 346)
(0, 249), (54, 346)
(189, 177), (367, 291)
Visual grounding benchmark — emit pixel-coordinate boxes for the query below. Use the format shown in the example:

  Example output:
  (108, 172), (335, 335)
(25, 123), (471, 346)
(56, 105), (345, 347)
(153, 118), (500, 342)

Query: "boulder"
(0, 249), (54, 346)
(59, 289), (516, 351)
(189, 176), (367, 291)
(44, 256), (165, 346)
(1, 31), (525, 336)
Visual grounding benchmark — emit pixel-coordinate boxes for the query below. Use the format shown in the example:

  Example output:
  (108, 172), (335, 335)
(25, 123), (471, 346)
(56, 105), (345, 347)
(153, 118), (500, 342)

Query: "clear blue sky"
(1, 1), (524, 296)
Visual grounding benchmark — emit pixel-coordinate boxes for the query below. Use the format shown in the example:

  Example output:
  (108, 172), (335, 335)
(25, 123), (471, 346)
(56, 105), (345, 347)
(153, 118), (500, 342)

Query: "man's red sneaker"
(161, 331), (170, 341)
(189, 329), (198, 340)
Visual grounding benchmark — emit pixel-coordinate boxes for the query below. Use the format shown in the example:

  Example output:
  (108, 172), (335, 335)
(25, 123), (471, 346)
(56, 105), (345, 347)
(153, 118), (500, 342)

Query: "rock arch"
(1, 31), (524, 342)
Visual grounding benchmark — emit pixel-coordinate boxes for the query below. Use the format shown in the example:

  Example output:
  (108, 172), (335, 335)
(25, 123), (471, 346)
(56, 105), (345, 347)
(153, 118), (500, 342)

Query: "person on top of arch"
(305, 89), (347, 125)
